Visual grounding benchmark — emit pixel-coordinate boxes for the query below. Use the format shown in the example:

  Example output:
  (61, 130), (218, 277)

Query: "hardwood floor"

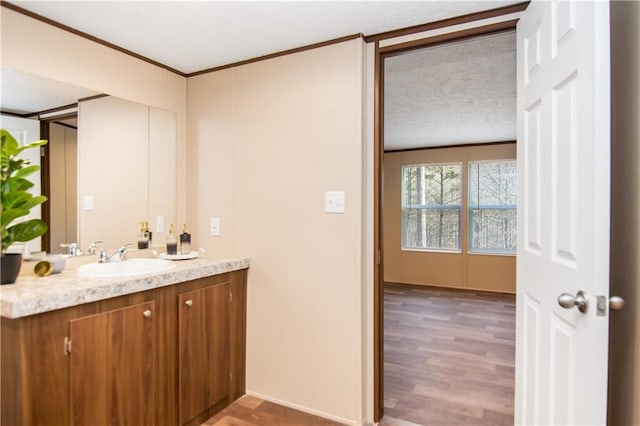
(381, 283), (516, 426)
(202, 395), (345, 425)
(203, 283), (515, 426)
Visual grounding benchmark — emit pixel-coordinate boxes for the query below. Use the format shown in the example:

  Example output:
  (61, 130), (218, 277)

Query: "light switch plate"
(83, 195), (94, 211)
(156, 216), (165, 233)
(210, 217), (220, 236)
(325, 191), (345, 214)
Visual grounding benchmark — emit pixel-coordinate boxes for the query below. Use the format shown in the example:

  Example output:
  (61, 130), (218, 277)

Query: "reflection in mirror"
(1, 67), (100, 115)
(0, 115), (43, 255)
(48, 119), (78, 253)
(78, 96), (177, 251)
(0, 68), (177, 256)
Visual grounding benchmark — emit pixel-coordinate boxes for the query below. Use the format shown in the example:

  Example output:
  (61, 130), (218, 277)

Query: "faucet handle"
(87, 241), (103, 255)
(60, 243), (82, 256)
(118, 244), (134, 261)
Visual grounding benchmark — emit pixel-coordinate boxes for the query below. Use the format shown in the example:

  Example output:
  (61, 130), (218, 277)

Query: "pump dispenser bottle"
(146, 221), (153, 246)
(137, 221), (150, 249)
(166, 224), (177, 255)
(180, 224), (191, 255)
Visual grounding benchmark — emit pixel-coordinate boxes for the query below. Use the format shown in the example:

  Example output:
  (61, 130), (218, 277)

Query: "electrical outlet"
(210, 217), (220, 236)
(325, 191), (345, 213)
(156, 216), (165, 233)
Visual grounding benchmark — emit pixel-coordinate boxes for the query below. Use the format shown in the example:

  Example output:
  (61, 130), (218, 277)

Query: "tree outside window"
(402, 163), (462, 250)
(468, 160), (517, 254)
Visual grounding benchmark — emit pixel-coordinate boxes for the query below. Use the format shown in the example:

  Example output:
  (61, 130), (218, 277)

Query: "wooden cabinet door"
(70, 301), (156, 425)
(178, 283), (230, 425)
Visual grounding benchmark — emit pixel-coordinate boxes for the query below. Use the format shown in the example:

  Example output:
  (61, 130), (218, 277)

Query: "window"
(468, 160), (517, 254)
(402, 163), (462, 251)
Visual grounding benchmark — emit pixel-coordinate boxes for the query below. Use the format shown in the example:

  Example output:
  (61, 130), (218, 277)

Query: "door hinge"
(40, 146), (46, 157)
(229, 291), (233, 302)
(376, 250), (382, 265)
(229, 372), (233, 382)
(64, 337), (72, 355)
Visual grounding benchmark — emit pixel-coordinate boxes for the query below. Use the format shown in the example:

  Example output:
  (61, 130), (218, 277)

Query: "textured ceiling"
(384, 30), (516, 150)
(10, 1), (519, 74)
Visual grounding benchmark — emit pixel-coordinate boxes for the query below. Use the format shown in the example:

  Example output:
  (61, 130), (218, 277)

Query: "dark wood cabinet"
(70, 301), (156, 425)
(0, 269), (247, 426)
(179, 283), (230, 424)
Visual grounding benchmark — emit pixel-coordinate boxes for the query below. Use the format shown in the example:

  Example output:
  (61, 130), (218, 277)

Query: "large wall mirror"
(0, 67), (177, 255)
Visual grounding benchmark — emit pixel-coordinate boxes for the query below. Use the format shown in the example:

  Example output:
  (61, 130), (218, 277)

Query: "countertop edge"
(1, 257), (250, 319)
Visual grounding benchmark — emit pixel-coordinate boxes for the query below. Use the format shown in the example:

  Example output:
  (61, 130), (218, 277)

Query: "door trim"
(372, 19), (521, 423)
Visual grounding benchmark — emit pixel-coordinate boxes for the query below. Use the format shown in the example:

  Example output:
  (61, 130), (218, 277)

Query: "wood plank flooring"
(381, 283), (516, 426)
(202, 395), (345, 425)
(203, 283), (515, 426)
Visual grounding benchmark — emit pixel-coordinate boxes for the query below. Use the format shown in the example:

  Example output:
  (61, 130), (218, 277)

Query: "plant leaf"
(2, 176), (34, 195)
(13, 165), (40, 180)
(1, 129), (19, 156)
(7, 219), (48, 243)
(1, 191), (31, 210)
(5, 195), (48, 213)
(20, 195), (48, 211)
(14, 139), (47, 155)
(1, 208), (30, 228)
(1, 129), (48, 253)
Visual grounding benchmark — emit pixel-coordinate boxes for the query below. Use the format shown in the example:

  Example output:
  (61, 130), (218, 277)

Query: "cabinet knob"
(143, 309), (152, 318)
(185, 300), (193, 307)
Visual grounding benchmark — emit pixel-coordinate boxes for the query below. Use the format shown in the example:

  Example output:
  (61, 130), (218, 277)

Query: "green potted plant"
(1, 129), (48, 284)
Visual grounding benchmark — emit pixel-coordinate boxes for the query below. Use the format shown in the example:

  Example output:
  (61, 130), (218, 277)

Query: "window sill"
(401, 248), (462, 254)
(467, 251), (516, 257)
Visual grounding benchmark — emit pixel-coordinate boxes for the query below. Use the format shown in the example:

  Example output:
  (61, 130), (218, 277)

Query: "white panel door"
(0, 115), (42, 254)
(515, 1), (611, 425)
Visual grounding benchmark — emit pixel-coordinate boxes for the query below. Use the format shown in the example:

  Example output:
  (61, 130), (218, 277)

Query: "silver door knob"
(185, 300), (193, 307)
(558, 290), (589, 313)
(609, 296), (625, 311)
(143, 309), (152, 318)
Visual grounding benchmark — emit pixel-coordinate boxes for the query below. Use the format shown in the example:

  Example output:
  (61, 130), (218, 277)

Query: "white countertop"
(0, 255), (250, 319)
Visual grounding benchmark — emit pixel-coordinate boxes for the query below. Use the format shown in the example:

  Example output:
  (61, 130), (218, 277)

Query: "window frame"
(467, 159), (517, 256)
(401, 162), (463, 253)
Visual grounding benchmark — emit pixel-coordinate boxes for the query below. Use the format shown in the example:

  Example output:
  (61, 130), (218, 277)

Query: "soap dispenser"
(180, 223), (191, 255)
(137, 221), (150, 249)
(166, 224), (177, 255)
(145, 221), (153, 246)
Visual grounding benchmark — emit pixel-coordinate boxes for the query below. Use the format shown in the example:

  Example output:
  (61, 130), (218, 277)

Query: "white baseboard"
(245, 390), (360, 425)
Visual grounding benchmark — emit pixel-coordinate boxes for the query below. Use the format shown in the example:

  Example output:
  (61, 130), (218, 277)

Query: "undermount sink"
(76, 258), (175, 278)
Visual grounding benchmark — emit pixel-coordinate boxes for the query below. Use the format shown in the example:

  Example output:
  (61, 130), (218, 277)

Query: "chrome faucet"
(87, 241), (103, 255)
(60, 243), (83, 257)
(99, 244), (132, 263)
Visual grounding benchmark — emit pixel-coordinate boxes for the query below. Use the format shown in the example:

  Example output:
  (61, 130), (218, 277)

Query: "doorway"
(40, 114), (79, 254)
(373, 25), (518, 424)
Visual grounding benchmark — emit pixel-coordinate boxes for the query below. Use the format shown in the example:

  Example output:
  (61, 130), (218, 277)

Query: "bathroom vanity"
(0, 257), (249, 426)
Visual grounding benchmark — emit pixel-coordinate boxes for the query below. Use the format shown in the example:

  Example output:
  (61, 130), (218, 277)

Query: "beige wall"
(78, 97), (149, 250)
(384, 144), (516, 293)
(49, 123), (78, 253)
(608, 1), (640, 424)
(149, 107), (178, 243)
(0, 7), (187, 229)
(78, 96), (177, 250)
(187, 39), (365, 424)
